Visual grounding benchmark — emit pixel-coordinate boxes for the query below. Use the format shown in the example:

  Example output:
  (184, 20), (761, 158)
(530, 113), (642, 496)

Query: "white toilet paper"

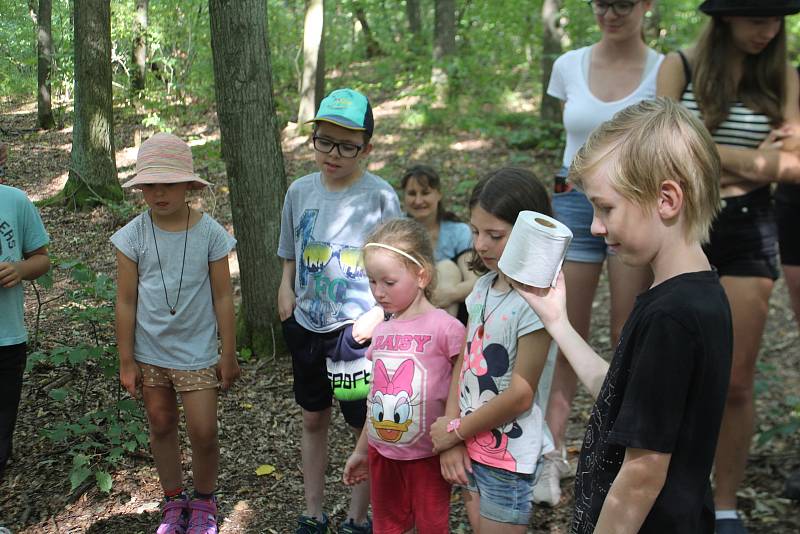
(498, 211), (573, 288)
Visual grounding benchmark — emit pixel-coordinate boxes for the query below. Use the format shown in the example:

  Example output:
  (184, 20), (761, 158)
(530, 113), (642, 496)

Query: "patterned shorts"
(139, 363), (219, 392)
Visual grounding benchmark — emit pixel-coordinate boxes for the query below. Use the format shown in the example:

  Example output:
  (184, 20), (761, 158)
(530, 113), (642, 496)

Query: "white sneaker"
(533, 450), (571, 506)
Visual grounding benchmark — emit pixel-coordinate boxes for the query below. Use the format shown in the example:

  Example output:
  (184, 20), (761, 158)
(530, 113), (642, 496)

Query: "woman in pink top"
(343, 218), (465, 534)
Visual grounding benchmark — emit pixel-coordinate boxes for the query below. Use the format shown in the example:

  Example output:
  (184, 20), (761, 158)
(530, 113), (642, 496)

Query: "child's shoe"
(156, 496), (188, 534)
(339, 517), (372, 534)
(533, 449), (571, 506)
(715, 517), (748, 534)
(186, 496), (218, 534)
(295, 513), (329, 534)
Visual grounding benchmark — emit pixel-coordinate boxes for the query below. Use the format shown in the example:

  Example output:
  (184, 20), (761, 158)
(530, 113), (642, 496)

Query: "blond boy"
(516, 98), (732, 533)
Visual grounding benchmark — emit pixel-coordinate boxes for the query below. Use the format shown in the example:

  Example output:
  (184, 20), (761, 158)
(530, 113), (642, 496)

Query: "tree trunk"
(209, 0), (287, 357)
(540, 0), (563, 123)
(297, 0), (325, 127)
(406, 0), (421, 37)
(63, 0), (120, 207)
(131, 0), (148, 96)
(432, 0), (455, 104)
(36, 0), (56, 129)
(352, 1), (381, 58)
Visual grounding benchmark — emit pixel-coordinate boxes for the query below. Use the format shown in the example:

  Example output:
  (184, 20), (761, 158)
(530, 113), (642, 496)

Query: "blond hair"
(364, 218), (437, 300)
(569, 98), (721, 243)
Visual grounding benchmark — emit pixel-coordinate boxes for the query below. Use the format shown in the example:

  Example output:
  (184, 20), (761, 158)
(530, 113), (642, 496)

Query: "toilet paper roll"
(498, 211), (573, 288)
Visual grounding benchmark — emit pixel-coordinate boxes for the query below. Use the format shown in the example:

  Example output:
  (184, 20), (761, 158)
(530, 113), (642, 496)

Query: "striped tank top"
(677, 52), (772, 148)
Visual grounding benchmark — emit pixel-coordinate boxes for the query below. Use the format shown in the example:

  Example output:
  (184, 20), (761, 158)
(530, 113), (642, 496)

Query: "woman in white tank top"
(538, 0), (662, 507)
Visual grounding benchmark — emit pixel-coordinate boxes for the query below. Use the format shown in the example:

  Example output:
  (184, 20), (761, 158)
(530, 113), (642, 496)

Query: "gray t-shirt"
(111, 212), (236, 370)
(278, 171), (401, 333)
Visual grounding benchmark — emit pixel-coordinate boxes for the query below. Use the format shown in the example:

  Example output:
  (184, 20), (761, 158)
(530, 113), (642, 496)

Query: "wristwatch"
(446, 418), (464, 440)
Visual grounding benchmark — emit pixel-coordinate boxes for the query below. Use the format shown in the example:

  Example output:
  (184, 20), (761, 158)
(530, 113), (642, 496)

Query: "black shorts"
(703, 186), (780, 280)
(281, 315), (368, 428)
(775, 184), (800, 266)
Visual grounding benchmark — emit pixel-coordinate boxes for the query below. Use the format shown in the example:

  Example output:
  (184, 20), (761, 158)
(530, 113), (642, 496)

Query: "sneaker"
(715, 517), (748, 534)
(296, 513), (329, 534)
(533, 450), (570, 506)
(157, 497), (188, 534)
(186, 497), (218, 534)
(339, 517), (372, 534)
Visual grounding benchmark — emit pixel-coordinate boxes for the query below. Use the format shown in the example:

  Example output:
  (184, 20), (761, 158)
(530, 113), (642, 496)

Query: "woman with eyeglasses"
(537, 0), (660, 507)
(401, 165), (478, 321)
(657, 1), (800, 533)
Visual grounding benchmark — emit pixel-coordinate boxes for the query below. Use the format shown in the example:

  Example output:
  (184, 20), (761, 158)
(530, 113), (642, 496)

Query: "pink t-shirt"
(366, 308), (466, 460)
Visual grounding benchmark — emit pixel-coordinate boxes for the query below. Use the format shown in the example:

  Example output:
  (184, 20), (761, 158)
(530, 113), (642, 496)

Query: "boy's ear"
(360, 142), (373, 158)
(657, 179), (683, 220)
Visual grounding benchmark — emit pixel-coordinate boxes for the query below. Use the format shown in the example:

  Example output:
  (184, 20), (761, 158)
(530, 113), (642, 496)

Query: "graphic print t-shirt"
(458, 273), (556, 474)
(0, 185), (49, 346)
(366, 308), (465, 460)
(277, 171), (401, 333)
(571, 271), (732, 534)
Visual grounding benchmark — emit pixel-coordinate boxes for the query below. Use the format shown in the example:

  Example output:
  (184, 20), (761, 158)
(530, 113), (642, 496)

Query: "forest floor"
(0, 85), (799, 533)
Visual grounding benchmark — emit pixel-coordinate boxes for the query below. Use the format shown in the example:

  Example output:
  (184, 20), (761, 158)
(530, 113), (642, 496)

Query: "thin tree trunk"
(406, 0), (421, 37)
(209, 0), (287, 357)
(432, 0), (455, 104)
(37, 0), (56, 129)
(63, 0), (120, 207)
(297, 0), (325, 127)
(540, 0), (563, 123)
(353, 1), (381, 58)
(131, 0), (148, 96)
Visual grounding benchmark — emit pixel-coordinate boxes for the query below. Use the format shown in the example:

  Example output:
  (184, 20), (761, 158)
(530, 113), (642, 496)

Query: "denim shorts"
(703, 186), (779, 280)
(464, 461), (537, 525)
(552, 166), (607, 264)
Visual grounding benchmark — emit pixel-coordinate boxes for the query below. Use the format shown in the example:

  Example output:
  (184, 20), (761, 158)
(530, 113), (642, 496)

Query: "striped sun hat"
(122, 132), (210, 189)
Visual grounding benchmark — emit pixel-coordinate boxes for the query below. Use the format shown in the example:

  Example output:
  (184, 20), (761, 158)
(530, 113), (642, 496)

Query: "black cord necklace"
(477, 274), (513, 338)
(149, 203), (189, 316)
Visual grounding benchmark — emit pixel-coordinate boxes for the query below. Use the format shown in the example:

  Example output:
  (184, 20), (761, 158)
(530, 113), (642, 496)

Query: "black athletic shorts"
(703, 186), (780, 280)
(281, 315), (367, 428)
(775, 184), (800, 266)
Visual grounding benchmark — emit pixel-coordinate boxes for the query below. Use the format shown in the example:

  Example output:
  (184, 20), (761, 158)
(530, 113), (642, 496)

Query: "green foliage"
(755, 360), (800, 447)
(28, 258), (148, 495)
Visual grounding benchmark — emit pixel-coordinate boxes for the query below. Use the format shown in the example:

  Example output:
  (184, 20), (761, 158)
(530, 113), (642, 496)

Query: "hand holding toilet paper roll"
(498, 211), (573, 288)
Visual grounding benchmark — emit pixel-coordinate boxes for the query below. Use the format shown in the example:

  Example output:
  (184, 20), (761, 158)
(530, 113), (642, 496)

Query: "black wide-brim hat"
(700, 0), (800, 16)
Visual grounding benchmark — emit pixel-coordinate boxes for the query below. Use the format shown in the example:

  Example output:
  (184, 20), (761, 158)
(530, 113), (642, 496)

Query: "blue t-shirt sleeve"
(380, 187), (402, 222)
(20, 194), (49, 253)
(278, 187), (295, 260)
(110, 216), (142, 263)
(206, 216), (237, 262)
(453, 222), (472, 257)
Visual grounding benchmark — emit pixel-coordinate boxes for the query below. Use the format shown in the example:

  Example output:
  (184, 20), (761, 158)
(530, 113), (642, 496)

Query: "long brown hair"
(693, 17), (786, 131)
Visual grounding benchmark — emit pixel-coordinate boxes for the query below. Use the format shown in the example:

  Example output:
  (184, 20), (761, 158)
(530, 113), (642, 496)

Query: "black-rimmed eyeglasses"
(312, 136), (364, 159)
(587, 0), (640, 17)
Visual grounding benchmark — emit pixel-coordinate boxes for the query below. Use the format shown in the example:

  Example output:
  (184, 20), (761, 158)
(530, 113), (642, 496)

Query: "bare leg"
(181, 388), (219, 494)
(783, 265), (800, 328)
(463, 490), (481, 532)
(545, 260), (602, 449)
(607, 255), (652, 346)
(714, 276), (773, 510)
(346, 425), (370, 524)
(301, 407), (331, 519)
(143, 386), (182, 492)
(436, 259), (462, 317)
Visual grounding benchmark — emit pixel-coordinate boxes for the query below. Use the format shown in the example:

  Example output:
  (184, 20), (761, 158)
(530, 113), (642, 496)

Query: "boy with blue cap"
(277, 88), (401, 533)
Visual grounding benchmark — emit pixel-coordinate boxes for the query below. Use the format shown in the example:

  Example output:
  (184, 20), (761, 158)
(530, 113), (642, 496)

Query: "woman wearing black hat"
(658, 1), (800, 533)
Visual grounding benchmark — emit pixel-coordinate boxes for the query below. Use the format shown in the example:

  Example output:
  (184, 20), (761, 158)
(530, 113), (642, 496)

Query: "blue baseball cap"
(308, 88), (374, 138)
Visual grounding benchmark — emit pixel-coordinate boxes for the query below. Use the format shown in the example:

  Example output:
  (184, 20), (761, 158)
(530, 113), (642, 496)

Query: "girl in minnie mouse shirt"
(431, 168), (558, 533)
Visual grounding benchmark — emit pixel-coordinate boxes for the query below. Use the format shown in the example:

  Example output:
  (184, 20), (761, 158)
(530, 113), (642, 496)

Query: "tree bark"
(352, 1), (381, 58)
(406, 0), (421, 37)
(209, 0), (287, 357)
(131, 0), (148, 96)
(64, 0), (121, 207)
(540, 0), (563, 123)
(37, 0), (56, 130)
(297, 0), (325, 127)
(432, 0), (455, 104)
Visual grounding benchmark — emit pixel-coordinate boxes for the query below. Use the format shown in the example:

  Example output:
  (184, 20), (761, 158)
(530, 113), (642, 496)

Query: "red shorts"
(368, 446), (451, 534)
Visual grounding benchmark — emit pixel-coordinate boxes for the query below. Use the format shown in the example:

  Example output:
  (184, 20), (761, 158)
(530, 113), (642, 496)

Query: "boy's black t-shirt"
(571, 271), (732, 534)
